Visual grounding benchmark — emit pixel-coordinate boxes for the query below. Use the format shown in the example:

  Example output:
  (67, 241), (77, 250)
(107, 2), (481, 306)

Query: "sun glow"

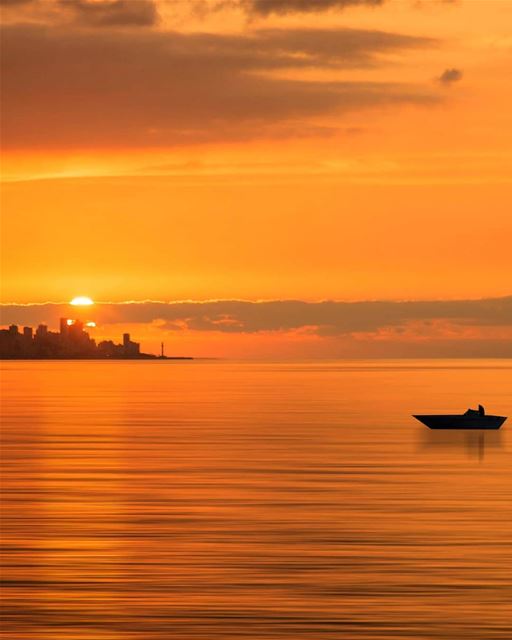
(70, 296), (94, 306)
(86, 322), (96, 327)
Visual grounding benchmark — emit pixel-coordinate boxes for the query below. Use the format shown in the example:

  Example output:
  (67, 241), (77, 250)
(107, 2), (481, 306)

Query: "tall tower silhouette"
(59, 317), (69, 337)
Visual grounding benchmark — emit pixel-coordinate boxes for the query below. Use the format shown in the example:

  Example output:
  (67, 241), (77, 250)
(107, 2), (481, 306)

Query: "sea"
(1, 359), (511, 639)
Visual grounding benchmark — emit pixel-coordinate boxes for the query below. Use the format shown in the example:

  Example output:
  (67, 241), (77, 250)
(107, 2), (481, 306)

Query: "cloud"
(241, 0), (384, 16)
(0, 0), (35, 5)
(0, 24), (436, 150)
(0, 0), (159, 25)
(2, 296), (511, 336)
(438, 67), (462, 84)
(59, 0), (159, 27)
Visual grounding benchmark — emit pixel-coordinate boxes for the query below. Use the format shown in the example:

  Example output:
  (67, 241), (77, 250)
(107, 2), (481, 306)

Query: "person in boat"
(464, 405), (485, 417)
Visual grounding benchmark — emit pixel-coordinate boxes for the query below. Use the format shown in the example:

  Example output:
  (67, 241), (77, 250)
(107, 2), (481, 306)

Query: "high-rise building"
(122, 333), (140, 356)
(59, 317), (69, 337)
(35, 324), (48, 338)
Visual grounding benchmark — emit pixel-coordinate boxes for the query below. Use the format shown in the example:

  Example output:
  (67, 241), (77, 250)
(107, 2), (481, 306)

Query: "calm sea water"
(1, 360), (511, 639)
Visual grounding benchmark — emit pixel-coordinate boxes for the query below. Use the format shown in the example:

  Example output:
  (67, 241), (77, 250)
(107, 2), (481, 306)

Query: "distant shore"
(0, 320), (193, 360)
(0, 356), (194, 361)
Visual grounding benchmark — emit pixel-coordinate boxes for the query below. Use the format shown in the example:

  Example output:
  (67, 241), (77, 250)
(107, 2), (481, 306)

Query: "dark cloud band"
(242, 0), (384, 16)
(2, 297), (511, 335)
(1, 24), (436, 149)
(60, 0), (159, 27)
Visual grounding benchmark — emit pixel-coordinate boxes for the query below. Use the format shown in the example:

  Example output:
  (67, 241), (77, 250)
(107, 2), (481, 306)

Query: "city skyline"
(0, 316), (152, 359)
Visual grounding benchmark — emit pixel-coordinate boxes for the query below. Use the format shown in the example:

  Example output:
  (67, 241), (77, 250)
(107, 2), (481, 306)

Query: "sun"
(70, 296), (94, 306)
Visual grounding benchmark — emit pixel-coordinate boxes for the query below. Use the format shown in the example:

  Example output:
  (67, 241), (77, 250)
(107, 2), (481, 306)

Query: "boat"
(413, 405), (507, 430)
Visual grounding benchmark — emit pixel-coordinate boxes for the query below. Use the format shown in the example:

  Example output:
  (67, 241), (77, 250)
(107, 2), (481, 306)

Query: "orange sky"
(1, 0), (511, 357)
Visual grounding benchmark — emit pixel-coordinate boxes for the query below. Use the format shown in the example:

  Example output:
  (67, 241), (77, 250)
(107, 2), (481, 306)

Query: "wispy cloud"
(1, 24), (436, 149)
(59, 0), (159, 27)
(239, 0), (384, 17)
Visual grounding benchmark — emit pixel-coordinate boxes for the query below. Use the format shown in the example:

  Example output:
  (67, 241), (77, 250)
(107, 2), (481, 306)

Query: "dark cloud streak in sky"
(60, 0), (159, 28)
(0, 0), (34, 5)
(2, 297), (511, 335)
(242, 0), (384, 16)
(1, 24), (436, 149)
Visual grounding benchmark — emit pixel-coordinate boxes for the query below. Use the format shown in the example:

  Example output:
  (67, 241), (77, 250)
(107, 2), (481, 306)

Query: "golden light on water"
(2, 362), (510, 639)
(70, 296), (94, 306)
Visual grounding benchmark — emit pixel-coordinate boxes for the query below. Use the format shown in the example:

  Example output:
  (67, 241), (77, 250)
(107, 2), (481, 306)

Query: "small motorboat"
(413, 405), (507, 430)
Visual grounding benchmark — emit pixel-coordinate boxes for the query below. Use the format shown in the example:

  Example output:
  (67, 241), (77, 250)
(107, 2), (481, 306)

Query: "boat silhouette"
(413, 405), (507, 430)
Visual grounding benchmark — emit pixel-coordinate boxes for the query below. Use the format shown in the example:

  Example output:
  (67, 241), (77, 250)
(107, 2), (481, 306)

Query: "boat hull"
(413, 414), (506, 430)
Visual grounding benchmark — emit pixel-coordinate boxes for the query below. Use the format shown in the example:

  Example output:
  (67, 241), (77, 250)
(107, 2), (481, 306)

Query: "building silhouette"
(0, 318), (156, 359)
